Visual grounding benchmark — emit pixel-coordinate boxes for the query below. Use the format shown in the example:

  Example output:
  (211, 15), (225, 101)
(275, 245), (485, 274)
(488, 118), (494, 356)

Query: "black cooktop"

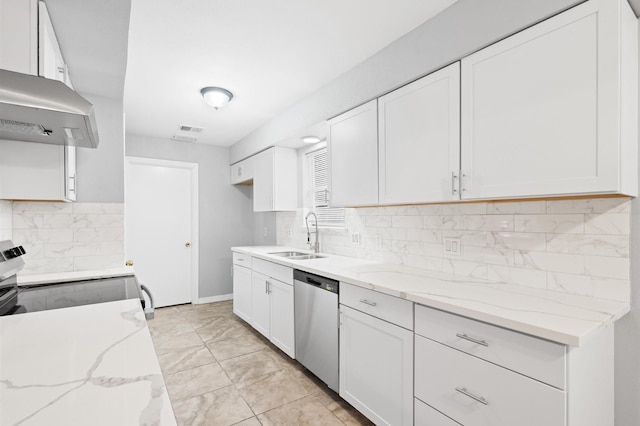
(1, 276), (144, 316)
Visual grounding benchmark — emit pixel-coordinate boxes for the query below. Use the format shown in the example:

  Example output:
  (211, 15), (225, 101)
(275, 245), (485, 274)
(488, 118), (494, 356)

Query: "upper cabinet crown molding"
(460, 0), (638, 199)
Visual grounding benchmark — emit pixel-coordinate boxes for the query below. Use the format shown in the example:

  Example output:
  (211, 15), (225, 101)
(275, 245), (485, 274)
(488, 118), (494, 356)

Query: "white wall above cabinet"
(460, 0), (637, 200)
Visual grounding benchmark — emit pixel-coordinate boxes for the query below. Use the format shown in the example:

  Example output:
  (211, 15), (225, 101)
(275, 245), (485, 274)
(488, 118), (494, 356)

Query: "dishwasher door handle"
(306, 277), (323, 287)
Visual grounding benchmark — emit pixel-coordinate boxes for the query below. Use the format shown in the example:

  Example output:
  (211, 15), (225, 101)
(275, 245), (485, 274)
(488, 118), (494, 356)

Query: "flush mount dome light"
(201, 87), (233, 109)
(302, 135), (321, 144)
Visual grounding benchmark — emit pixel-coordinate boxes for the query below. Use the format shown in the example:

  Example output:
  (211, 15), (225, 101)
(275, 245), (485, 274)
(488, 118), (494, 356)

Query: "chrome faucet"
(305, 211), (320, 253)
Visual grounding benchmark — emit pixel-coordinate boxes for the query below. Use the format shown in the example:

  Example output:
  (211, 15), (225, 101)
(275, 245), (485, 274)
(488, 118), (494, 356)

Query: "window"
(307, 147), (345, 228)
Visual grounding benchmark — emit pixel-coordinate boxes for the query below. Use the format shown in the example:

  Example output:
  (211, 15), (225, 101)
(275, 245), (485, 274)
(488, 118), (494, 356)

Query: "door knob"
(125, 260), (133, 266)
(185, 242), (191, 248)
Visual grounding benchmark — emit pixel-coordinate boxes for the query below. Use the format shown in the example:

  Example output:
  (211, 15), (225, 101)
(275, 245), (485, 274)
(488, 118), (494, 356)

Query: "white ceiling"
(123, 0), (458, 147)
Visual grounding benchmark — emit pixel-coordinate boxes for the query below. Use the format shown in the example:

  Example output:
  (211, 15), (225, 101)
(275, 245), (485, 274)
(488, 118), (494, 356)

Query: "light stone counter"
(17, 267), (135, 286)
(0, 299), (176, 426)
(233, 246), (629, 346)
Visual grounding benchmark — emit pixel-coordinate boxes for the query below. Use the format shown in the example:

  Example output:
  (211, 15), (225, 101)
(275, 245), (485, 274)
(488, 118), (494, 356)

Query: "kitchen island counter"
(233, 246), (629, 347)
(0, 299), (176, 426)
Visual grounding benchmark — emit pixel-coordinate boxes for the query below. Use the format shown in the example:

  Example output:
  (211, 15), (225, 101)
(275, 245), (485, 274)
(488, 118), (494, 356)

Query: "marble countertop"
(17, 267), (135, 286)
(233, 246), (629, 347)
(0, 299), (176, 426)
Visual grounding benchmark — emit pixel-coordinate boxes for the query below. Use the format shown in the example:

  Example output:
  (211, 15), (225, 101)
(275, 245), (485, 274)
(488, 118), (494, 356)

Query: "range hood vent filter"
(0, 119), (51, 136)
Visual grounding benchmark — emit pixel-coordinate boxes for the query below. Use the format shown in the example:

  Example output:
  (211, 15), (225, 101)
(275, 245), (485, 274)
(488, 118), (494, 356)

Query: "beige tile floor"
(149, 300), (374, 426)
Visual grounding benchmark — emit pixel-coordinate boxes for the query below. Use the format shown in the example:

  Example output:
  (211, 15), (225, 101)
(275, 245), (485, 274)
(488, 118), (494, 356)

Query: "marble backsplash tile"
(0, 200), (12, 241)
(10, 202), (125, 275)
(276, 197), (632, 302)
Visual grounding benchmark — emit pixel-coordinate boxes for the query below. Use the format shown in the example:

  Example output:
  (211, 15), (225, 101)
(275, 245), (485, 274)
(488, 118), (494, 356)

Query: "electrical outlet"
(263, 227), (268, 237)
(351, 233), (361, 245)
(287, 228), (292, 238)
(443, 237), (461, 256)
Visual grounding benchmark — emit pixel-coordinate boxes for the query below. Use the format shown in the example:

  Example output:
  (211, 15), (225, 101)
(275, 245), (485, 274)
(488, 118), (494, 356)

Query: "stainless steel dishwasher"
(294, 269), (339, 392)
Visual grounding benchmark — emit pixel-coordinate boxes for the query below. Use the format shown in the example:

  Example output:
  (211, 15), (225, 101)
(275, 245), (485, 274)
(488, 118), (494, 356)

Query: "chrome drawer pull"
(456, 333), (488, 347)
(455, 387), (489, 405)
(359, 299), (377, 307)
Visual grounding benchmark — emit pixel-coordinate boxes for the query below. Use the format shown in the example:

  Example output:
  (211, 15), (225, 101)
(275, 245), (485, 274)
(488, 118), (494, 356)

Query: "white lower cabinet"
(415, 335), (565, 426)
(339, 283), (413, 426)
(414, 398), (461, 426)
(414, 304), (615, 426)
(245, 257), (295, 358)
(232, 253), (252, 323)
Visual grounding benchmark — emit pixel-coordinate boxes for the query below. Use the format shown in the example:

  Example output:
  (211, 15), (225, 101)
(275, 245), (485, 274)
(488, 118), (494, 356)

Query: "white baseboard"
(196, 294), (233, 304)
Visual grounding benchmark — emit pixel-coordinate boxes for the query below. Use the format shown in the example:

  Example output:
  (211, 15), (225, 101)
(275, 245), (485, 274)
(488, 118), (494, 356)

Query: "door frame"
(125, 156), (199, 304)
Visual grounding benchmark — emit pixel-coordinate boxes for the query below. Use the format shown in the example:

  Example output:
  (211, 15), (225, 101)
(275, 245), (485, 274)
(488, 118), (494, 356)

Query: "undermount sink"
(268, 251), (326, 260)
(290, 254), (326, 260)
(269, 251), (308, 258)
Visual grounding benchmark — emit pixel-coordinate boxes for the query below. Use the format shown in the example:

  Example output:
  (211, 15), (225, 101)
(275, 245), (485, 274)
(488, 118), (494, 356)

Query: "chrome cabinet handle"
(451, 171), (458, 195)
(456, 333), (488, 347)
(266, 280), (271, 294)
(455, 387), (488, 405)
(359, 299), (377, 307)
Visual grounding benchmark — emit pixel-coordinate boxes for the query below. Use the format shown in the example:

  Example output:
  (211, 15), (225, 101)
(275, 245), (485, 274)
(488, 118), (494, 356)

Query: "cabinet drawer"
(252, 257), (292, 285)
(232, 252), (252, 268)
(415, 305), (565, 389)
(415, 335), (565, 426)
(340, 283), (413, 330)
(415, 398), (461, 426)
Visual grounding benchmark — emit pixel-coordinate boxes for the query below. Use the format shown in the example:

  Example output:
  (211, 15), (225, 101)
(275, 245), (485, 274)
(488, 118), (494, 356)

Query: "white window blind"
(307, 148), (345, 228)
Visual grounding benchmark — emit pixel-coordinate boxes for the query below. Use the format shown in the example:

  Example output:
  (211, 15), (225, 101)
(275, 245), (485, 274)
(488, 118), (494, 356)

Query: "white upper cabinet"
(0, 0), (72, 86)
(230, 156), (254, 185)
(0, 141), (76, 201)
(38, 1), (71, 87)
(379, 63), (460, 204)
(253, 147), (297, 212)
(0, 0), (38, 74)
(460, 0), (638, 199)
(328, 100), (378, 207)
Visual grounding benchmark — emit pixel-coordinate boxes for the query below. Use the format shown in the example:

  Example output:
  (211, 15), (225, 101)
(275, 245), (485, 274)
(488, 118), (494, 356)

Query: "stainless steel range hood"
(0, 69), (99, 148)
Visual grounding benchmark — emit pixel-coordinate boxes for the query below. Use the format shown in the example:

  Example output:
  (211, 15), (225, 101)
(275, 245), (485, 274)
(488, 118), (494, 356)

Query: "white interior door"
(125, 157), (198, 307)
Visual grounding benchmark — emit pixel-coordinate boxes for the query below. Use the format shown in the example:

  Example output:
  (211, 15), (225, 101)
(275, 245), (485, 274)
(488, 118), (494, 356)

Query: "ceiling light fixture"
(302, 135), (321, 144)
(200, 87), (233, 110)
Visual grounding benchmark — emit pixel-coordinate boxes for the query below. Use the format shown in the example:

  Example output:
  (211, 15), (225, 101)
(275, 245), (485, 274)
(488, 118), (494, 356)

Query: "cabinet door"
(232, 265), (252, 323)
(0, 140), (71, 201)
(38, 1), (67, 84)
(379, 62), (460, 204)
(269, 279), (295, 358)
(0, 0), (38, 74)
(328, 100), (378, 207)
(339, 305), (413, 426)
(253, 150), (274, 211)
(461, 0), (637, 199)
(250, 272), (270, 338)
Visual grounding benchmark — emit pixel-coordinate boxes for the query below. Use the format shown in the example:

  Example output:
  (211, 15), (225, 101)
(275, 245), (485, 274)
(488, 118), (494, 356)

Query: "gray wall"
(77, 94), (125, 203)
(230, 0), (581, 163)
(125, 134), (254, 298)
